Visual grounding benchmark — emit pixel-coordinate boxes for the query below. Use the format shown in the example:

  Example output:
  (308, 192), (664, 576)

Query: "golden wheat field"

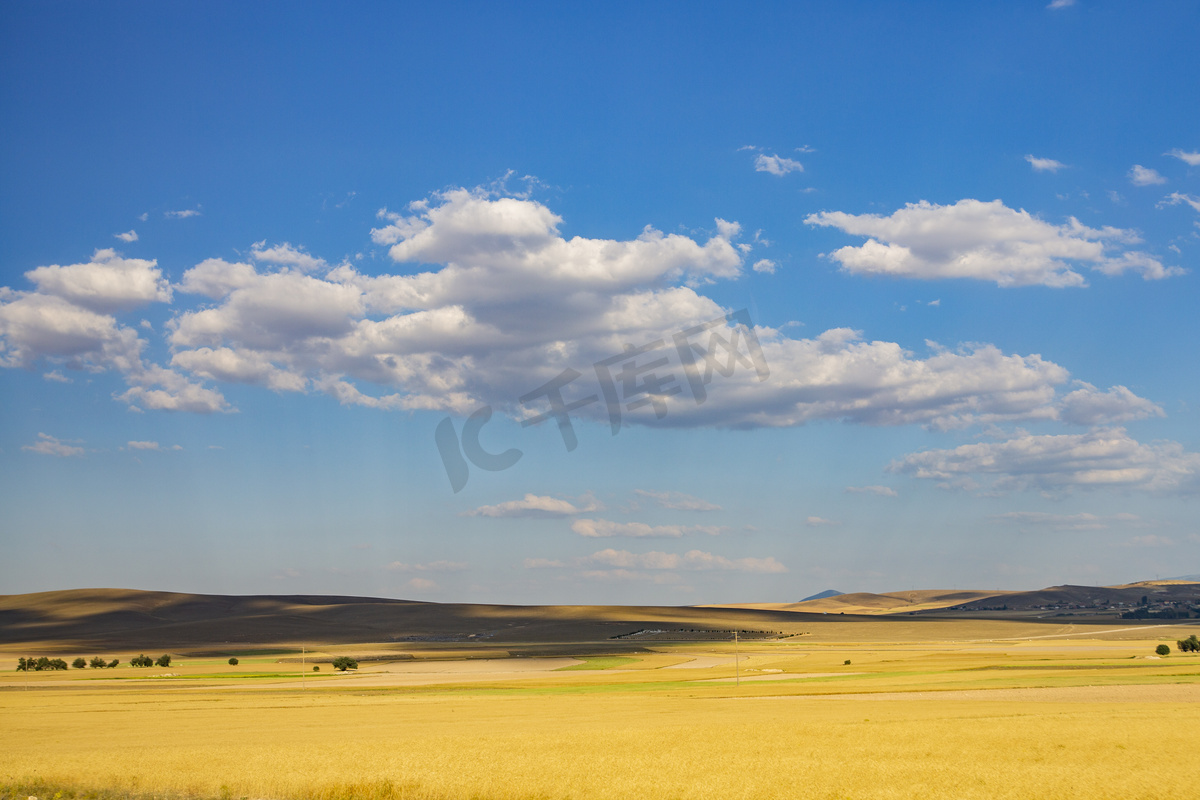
(3, 631), (1199, 800)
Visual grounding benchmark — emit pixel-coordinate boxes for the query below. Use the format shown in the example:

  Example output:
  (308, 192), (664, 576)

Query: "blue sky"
(2, 1), (1198, 604)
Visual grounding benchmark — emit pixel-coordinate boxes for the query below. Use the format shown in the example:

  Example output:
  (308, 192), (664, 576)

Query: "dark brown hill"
(0, 588), (830, 650)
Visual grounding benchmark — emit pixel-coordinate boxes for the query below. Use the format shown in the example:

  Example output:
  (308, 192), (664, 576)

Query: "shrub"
(228, 657), (239, 666)
(313, 665), (319, 671)
(73, 657), (87, 669)
(332, 656), (358, 671)
(90, 656), (108, 669)
(108, 658), (120, 668)
(1156, 644), (1171, 656)
(155, 655), (172, 667)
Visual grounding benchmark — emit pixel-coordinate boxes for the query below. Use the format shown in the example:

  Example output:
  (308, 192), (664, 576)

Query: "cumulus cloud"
(22, 432), (84, 457)
(3, 188), (1164, 433)
(114, 230), (139, 243)
(806, 199), (1178, 286)
(1025, 155), (1066, 172)
(805, 516), (839, 527)
(0, 265), (227, 413)
(580, 548), (786, 573)
(633, 490), (721, 511)
(754, 154), (804, 176)
(571, 518), (726, 538)
(249, 241), (327, 273)
(1166, 149), (1200, 167)
(844, 485), (898, 497)
(752, 259), (777, 274)
(24, 249), (171, 313)
(1057, 383), (1165, 425)
(43, 370), (71, 383)
(464, 493), (602, 518)
(127, 440), (161, 450)
(1129, 165), (1166, 186)
(891, 427), (1200, 494)
(165, 208), (201, 219)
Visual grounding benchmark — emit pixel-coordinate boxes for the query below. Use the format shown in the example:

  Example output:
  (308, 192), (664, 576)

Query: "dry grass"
(3, 636), (1199, 800)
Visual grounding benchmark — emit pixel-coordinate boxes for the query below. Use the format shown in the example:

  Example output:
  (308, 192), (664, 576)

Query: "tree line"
(17, 654), (172, 671)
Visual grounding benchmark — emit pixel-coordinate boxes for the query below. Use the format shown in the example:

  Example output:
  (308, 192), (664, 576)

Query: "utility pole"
(302, 646), (306, 690)
(734, 629), (740, 688)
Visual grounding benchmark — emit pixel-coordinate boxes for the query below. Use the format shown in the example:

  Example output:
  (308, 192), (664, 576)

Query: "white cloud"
(464, 493), (602, 518)
(844, 485), (898, 497)
(632, 490), (721, 511)
(580, 548), (786, 573)
(165, 208), (201, 219)
(1025, 155), (1066, 172)
(114, 230), (139, 243)
(754, 154), (804, 176)
(25, 249), (171, 312)
(891, 427), (1200, 494)
(127, 440), (161, 450)
(250, 241), (327, 273)
(1129, 165), (1166, 186)
(22, 432), (84, 457)
(117, 364), (231, 413)
(171, 347), (307, 393)
(806, 199), (1175, 287)
(752, 259), (777, 274)
(571, 518), (725, 538)
(1159, 193), (1200, 214)
(1166, 149), (1200, 167)
(386, 560), (468, 572)
(3, 189), (1164, 432)
(1047, 0), (1075, 7)
(43, 370), (71, 383)
(1058, 383), (1165, 425)
(805, 516), (840, 527)
(153, 205), (1160, 430)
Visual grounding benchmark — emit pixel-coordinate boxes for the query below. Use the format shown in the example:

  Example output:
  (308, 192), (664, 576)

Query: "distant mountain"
(802, 589), (844, 601)
(1168, 574), (1200, 582)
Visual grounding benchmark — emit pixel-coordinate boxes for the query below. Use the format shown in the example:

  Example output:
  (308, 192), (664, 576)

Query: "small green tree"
(90, 656), (109, 669)
(155, 655), (172, 667)
(131, 654), (153, 667)
(332, 656), (358, 671)
(313, 665), (319, 671)
(1156, 644), (1171, 656)
(73, 657), (87, 669)
(1178, 635), (1200, 653)
(228, 657), (239, 666)
(108, 658), (120, 668)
